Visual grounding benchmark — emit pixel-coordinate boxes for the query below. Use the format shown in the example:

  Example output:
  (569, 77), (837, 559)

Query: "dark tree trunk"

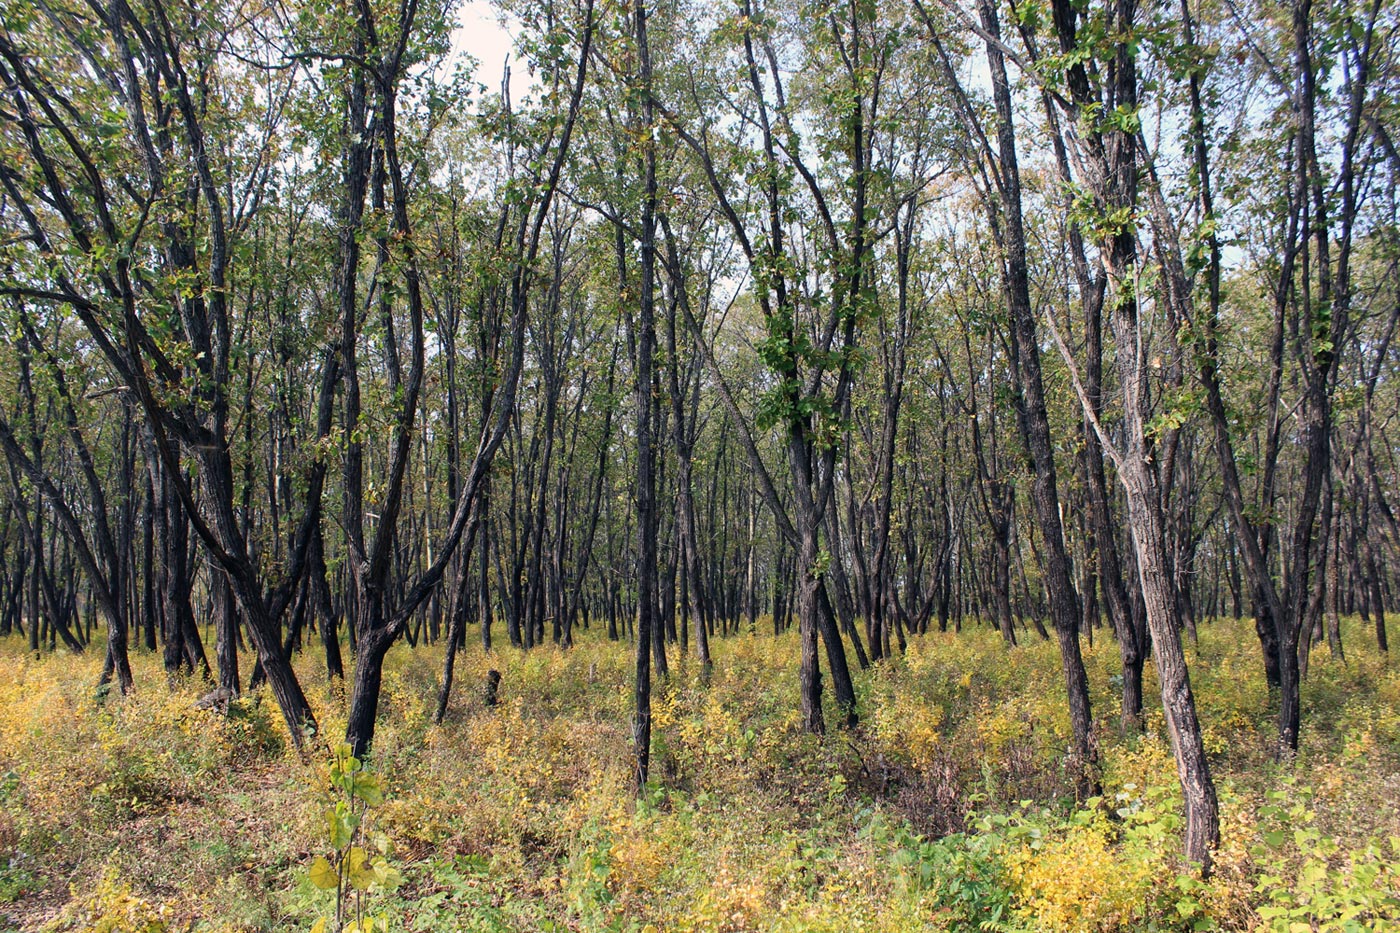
(979, 0), (1096, 785)
(631, 0), (659, 790)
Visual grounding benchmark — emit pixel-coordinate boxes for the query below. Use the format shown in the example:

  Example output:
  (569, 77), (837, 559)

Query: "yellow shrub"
(50, 868), (172, 933)
(680, 862), (768, 933)
(870, 689), (945, 771)
(1102, 732), (1176, 797)
(975, 700), (1030, 754)
(607, 826), (667, 907)
(1006, 812), (1162, 932)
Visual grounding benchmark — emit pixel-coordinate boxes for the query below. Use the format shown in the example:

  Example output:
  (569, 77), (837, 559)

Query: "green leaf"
(326, 806), (357, 849)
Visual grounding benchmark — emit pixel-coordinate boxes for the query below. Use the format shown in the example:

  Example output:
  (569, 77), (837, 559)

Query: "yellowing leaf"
(308, 856), (339, 890)
(372, 858), (404, 890)
(352, 774), (384, 806)
(346, 846), (375, 891)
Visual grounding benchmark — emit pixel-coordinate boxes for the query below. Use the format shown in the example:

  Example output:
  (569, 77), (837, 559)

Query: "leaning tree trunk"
(1117, 458), (1221, 867)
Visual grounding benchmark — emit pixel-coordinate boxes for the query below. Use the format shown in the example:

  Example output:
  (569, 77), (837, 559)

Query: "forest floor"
(0, 617), (1397, 932)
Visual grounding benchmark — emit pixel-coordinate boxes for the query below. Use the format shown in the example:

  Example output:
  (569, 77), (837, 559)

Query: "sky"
(450, 1), (532, 103)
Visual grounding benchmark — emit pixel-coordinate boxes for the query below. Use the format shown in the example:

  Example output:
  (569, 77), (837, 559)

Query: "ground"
(0, 617), (1397, 931)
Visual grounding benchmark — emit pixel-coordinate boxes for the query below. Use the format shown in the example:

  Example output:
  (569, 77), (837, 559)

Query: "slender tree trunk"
(980, 0), (1096, 786)
(632, 0), (659, 790)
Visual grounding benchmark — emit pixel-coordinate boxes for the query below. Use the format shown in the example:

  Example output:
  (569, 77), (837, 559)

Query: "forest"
(0, 0), (1397, 927)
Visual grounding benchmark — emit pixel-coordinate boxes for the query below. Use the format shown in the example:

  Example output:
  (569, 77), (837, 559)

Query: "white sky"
(450, 1), (532, 103)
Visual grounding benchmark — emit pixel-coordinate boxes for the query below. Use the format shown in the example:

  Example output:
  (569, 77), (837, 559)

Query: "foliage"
(1253, 783), (1400, 931)
(306, 746), (402, 933)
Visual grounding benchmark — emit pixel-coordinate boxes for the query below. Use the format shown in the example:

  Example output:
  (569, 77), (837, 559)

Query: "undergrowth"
(0, 616), (1397, 931)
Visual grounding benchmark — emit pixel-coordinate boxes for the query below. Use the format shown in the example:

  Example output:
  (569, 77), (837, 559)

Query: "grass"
(0, 616), (1397, 931)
